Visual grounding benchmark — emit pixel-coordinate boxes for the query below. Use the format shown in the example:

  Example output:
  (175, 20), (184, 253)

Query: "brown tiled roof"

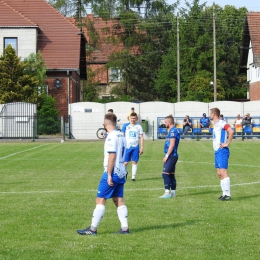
(2, 0), (82, 70)
(81, 14), (125, 63)
(247, 12), (260, 66)
(0, 0), (37, 27)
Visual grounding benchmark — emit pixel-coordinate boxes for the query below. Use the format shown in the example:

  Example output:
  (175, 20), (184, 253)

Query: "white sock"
(117, 205), (128, 231)
(165, 189), (170, 195)
(132, 164), (137, 179)
(220, 180), (225, 195)
(223, 177), (231, 196)
(171, 190), (176, 197)
(91, 204), (105, 230)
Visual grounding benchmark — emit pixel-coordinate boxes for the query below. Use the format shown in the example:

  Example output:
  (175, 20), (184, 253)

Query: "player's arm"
(107, 152), (116, 186)
(220, 125), (233, 148)
(139, 134), (144, 155)
(163, 138), (175, 162)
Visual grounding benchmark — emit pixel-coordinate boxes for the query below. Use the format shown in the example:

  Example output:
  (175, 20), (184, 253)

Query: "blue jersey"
(164, 127), (180, 157)
(200, 117), (210, 127)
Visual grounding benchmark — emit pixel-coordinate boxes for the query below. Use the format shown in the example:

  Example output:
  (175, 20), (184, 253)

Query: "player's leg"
(112, 184), (129, 234)
(131, 148), (140, 181)
(169, 157), (178, 197)
(124, 148), (131, 179)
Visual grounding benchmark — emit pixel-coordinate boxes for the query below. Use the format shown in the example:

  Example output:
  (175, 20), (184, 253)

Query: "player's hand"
(107, 175), (113, 186)
(139, 149), (143, 155)
(163, 157), (168, 163)
(220, 143), (228, 148)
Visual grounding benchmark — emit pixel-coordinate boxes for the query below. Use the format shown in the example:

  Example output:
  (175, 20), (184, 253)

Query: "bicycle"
(96, 119), (121, 139)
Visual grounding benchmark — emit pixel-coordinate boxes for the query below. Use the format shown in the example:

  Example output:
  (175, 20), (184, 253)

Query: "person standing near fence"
(159, 115), (180, 199)
(210, 107), (233, 201)
(77, 113), (129, 235)
(122, 112), (144, 181)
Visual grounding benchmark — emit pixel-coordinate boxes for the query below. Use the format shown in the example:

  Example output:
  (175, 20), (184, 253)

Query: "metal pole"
(177, 13), (180, 102)
(213, 2), (217, 101)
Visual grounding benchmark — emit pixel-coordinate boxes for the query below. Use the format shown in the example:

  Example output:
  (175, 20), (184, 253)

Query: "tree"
(0, 45), (39, 104)
(37, 95), (60, 135)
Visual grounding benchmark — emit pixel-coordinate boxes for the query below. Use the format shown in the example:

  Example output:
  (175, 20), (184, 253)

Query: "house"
(0, 0), (86, 119)
(78, 14), (126, 99)
(240, 12), (260, 100)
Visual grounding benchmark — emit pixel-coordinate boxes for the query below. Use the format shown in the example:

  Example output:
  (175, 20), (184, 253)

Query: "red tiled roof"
(1, 0), (82, 70)
(247, 12), (260, 65)
(0, 0), (37, 27)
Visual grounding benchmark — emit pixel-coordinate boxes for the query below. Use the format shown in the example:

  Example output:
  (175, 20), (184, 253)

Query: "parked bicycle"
(96, 119), (121, 139)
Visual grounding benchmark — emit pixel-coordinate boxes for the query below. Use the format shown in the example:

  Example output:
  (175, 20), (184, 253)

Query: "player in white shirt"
(210, 108), (233, 201)
(77, 113), (129, 235)
(122, 112), (144, 181)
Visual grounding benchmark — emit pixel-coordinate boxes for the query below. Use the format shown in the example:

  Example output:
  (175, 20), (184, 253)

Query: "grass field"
(0, 139), (260, 260)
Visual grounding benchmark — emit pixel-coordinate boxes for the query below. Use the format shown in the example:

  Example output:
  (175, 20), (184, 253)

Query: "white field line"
(0, 145), (48, 160)
(1, 180), (260, 195)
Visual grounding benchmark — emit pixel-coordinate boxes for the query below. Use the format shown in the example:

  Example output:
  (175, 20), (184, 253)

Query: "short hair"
(107, 109), (113, 113)
(130, 112), (137, 117)
(210, 107), (220, 117)
(104, 113), (117, 126)
(131, 107), (135, 110)
(165, 115), (174, 124)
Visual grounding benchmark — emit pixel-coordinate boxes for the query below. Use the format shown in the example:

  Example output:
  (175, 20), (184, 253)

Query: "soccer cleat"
(77, 227), (97, 235)
(159, 194), (171, 199)
(220, 195), (231, 201)
(218, 195), (224, 200)
(115, 229), (130, 234)
(131, 178), (135, 181)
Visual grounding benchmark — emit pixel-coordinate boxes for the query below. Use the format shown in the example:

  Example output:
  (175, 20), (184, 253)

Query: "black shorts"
(163, 156), (178, 173)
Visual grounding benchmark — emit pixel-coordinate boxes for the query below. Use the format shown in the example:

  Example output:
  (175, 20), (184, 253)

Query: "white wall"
(69, 101), (260, 140)
(0, 28), (37, 58)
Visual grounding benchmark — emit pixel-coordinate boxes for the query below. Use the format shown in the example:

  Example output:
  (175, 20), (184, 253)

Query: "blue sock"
(162, 174), (170, 190)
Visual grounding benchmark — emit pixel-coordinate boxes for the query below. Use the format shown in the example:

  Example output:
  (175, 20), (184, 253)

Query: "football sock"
(117, 205), (128, 231)
(162, 174), (170, 191)
(220, 180), (225, 195)
(171, 190), (176, 197)
(223, 177), (231, 196)
(169, 173), (177, 190)
(132, 164), (137, 179)
(91, 204), (105, 230)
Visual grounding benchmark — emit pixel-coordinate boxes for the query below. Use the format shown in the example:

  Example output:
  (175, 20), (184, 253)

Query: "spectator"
(242, 113), (254, 128)
(108, 109), (113, 113)
(233, 114), (242, 128)
(127, 107), (138, 121)
(183, 115), (192, 134)
(220, 114), (226, 121)
(200, 113), (210, 128)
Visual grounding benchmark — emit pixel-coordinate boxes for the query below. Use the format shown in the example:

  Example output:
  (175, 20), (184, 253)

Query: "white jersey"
(212, 120), (229, 151)
(104, 130), (126, 178)
(122, 122), (143, 149)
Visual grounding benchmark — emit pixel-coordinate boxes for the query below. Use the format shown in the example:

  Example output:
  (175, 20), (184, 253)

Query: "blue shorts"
(97, 172), (125, 199)
(214, 148), (230, 169)
(124, 147), (139, 163)
(163, 156), (178, 173)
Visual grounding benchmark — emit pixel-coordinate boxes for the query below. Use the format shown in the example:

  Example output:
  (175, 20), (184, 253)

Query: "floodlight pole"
(213, 2), (217, 101)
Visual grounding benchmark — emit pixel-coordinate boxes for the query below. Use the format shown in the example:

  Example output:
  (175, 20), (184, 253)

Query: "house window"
(4, 37), (18, 54)
(109, 68), (123, 82)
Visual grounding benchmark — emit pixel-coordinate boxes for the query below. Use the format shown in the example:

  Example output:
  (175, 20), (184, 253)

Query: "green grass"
(0, 140), (260, 260)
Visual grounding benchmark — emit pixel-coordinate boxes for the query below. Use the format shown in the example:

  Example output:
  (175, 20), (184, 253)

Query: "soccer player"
(210, 107), (233, 201)
(77, 113), (129, 235)
(122, 112), (144, 181)
(159, 115), (180, 199)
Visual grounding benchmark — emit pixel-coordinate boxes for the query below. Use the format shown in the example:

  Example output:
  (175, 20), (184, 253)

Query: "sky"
(167, 0), (260, 12)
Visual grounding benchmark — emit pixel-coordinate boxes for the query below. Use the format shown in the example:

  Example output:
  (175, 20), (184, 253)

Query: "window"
(4, 37), (18, 54)
(109, 68), (123, 82)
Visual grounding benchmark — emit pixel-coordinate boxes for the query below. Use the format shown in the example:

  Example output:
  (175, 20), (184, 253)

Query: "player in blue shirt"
(159, 115), (180, 199)
(210, 107), (233, 201)
(200, 113), (210, 128)
(77, 113), (129, 235)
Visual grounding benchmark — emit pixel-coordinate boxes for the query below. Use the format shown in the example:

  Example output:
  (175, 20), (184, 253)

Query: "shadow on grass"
(232, 193), (260, 201)
(130, 219), (201, 233)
